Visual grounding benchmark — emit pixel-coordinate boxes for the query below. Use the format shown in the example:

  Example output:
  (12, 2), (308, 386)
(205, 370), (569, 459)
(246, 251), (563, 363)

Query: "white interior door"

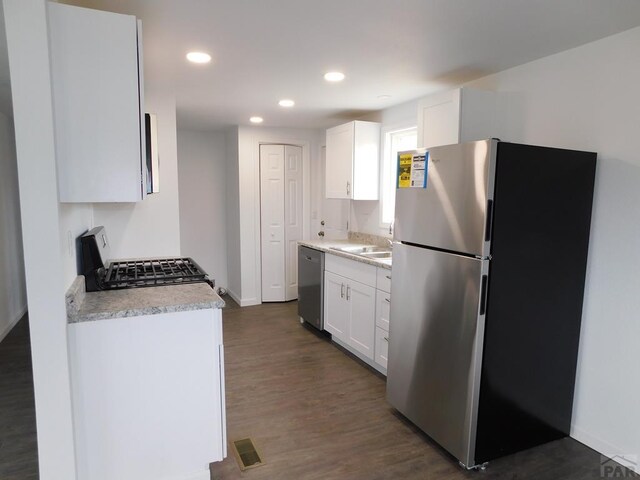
(260, 145), (285, 302)
(284, 145), (303, 301)
(320, 146), (350, 239)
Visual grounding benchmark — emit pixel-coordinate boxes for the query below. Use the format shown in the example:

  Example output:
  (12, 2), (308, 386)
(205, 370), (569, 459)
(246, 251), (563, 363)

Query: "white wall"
(177, 129), (228, 290)
(225, 127), (241, 302)
(466, 26), (640, 472)
(0, 111), (27, 341)
(92, 88), (181, 260)
(3, 0), (78, 477)
(350, 99), (419, 237)
(233, 126), (323, 306)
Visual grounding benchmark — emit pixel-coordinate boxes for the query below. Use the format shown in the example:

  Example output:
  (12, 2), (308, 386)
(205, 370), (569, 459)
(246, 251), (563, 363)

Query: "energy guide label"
(397, 152), (428, 188)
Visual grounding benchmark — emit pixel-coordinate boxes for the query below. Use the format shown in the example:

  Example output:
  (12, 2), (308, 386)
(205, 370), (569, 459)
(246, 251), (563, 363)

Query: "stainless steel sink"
(359, 251), (392, 259)
(330, 245), (392, 259)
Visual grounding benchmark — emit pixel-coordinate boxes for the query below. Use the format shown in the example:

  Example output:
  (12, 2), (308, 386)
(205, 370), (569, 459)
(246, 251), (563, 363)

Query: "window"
(380, 127), (417, 226)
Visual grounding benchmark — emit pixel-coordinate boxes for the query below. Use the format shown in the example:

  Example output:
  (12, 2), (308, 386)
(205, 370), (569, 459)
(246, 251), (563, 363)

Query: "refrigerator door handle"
(484, 200), (494, 242)
(479, 275), (489, 315)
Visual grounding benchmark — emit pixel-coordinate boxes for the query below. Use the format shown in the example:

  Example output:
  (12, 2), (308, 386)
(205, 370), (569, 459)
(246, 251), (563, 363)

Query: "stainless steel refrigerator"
(387, 139), (596, 468)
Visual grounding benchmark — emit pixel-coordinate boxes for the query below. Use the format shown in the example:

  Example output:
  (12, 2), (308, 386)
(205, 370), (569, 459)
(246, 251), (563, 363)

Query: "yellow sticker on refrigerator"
(397, 152), (428, 188)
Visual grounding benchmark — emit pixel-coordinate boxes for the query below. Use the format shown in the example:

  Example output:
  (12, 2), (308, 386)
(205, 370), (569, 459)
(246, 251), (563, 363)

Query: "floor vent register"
(231, 438), (264, 471)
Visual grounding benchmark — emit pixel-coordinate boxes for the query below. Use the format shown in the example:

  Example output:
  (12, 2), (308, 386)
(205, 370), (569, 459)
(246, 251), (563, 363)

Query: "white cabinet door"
(325, 122), (354, 199)
(48, 3), (145, 203)
(347, 279), (376, 361)
(375, 289), (391, 332)
(417, 87), (499, 150)
(325, 121), (381, 200)
(374, 326), (389, 370)
(319, 146), (350, 239)
(324, 271), (349, 342)
(417, 89), (462, 149)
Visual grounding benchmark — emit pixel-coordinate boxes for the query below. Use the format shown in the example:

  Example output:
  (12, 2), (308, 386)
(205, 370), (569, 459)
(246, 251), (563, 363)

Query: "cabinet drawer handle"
(383, 336), (389, 342)
(346, 181), (351, 196)
(341, 283), (345, 299)
(385, 275), (391, 280)
(384, 297), (390, 303)
(346, 285), (351, 301)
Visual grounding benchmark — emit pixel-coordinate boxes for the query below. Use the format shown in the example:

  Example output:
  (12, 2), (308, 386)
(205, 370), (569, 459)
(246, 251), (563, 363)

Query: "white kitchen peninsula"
(65, 278), (226, 480)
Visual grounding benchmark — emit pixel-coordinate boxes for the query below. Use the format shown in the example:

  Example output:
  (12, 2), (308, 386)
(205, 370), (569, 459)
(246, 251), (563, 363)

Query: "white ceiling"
(3, 1), (640, 129)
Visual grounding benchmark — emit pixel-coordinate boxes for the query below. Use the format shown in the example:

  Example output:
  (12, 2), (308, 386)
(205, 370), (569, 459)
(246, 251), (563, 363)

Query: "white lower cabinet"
(324, 270), (376, 360)
(324, 254), (390, 373)
(68, 309), (226, 480)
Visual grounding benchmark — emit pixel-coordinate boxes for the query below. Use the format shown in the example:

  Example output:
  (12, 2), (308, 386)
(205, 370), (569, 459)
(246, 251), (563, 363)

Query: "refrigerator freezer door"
(386, 242), (488, 467)
(394, 139), (497, 257)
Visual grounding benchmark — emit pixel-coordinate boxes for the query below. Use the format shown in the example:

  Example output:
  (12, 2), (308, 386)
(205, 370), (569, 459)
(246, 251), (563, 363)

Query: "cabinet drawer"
(325, 253), (376, 288)
(374, 326), (389, 371)
(376, 268), (391, 293)
(375, 290), (390, 331)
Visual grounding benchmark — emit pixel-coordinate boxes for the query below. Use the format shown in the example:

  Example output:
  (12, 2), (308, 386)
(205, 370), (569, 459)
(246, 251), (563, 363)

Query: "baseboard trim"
(571, 425), (639, 473)
(239, 297), (261, 307)
(227, 289), (241, 306)
(227, 290), (261, 307)
(0, 305), (27, 344)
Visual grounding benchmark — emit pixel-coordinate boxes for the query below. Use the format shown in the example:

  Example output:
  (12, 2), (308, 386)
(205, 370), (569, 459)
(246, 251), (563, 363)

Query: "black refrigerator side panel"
(475, 142), (596, 464)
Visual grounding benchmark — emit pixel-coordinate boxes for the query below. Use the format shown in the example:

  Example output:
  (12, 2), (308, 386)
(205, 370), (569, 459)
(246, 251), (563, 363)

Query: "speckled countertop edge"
(66, 276), (225, 324)
(298, 240), (392, 270)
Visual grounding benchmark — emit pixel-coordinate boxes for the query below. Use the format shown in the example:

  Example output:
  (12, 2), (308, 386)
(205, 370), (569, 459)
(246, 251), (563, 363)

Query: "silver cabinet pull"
(346, 181), (351, 196)
(384, 297), (390, 303)
(346, 285), (351, 301)
(341, 283), (345, 298)
(385, 275), (391, 280)
(383, 336), (389, 342)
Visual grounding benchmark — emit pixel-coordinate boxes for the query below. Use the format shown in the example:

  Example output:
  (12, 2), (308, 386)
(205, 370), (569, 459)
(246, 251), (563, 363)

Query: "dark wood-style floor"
(0, 315), (39, 480)
(1, 304), (635, 480)
(211, 299), (636, 480)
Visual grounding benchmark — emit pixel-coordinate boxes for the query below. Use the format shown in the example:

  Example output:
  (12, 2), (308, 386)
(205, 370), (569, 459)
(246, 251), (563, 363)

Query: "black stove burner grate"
(103, 257), (209, 289)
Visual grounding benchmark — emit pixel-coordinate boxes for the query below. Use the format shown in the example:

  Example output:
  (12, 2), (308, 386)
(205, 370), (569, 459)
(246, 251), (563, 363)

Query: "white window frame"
(379, 124), (417, 229)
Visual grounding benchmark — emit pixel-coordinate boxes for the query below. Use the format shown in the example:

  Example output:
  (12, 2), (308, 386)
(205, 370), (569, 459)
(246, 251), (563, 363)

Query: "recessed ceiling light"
(186, 52), (212, 64)
(377, 94), (392, 99)
(250, 116), (264, 124)
(278, 99), (295, 107)
(324, 71), (345, 82)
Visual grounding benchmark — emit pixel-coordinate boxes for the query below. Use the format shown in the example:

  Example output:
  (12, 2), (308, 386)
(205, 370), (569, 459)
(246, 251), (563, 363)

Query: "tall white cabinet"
(260, 144), (303, 302)
(325, 120), (381, 200)
(417, 87), (500, 149)
(48, 3), (146, 203)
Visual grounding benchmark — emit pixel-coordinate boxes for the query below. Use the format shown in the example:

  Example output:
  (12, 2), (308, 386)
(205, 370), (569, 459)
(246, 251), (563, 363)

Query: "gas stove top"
(80, 226), (214, 292)
(104, 257), (210, 289)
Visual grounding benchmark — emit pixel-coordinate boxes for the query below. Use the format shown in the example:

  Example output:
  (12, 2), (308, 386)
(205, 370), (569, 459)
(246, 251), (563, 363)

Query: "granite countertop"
(66, 276), (225, 324)
(298, 239), (392, 270)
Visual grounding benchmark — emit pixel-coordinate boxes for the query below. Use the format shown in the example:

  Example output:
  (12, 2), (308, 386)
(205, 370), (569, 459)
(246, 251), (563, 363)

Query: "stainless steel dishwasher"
(298, 245), (324, 330)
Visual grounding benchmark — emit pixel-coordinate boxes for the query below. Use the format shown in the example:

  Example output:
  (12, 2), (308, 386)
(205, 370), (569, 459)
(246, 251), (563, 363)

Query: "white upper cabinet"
(325, 120), (380, 200)
(48, 3), (146, 203)
(417, 87), (499, 149)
